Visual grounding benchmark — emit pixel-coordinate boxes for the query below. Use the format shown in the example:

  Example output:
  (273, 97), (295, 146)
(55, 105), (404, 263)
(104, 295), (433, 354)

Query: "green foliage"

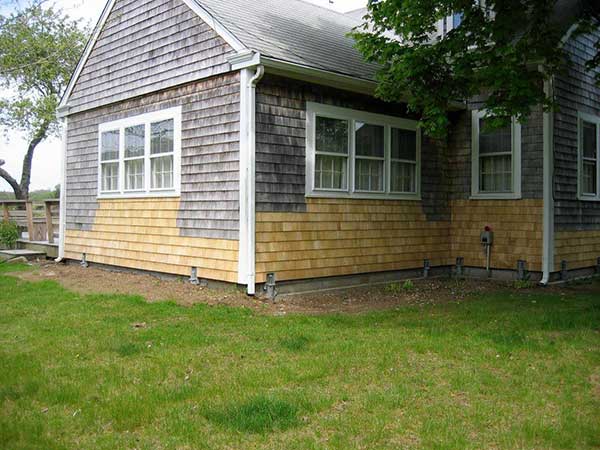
(385, 279), (415, 293)
(0, 4), (87, 139)
(0, 219), (18, 249)
(351, 0), (599, 137)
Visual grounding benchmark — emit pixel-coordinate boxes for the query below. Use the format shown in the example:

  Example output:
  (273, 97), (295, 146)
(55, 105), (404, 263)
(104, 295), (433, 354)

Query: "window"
(97, 107), (181, 198)
(355, 122), (384, 192)
(578, 112), (600, 200)
(315, 116), (348, 190)
(471, 110), (521, 198)
(100, 130), (119, 192)
(306, 102), (420, 199)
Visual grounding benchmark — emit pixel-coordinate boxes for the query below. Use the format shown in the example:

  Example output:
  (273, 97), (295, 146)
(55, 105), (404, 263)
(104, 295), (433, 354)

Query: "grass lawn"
(0, 265), (599, 449)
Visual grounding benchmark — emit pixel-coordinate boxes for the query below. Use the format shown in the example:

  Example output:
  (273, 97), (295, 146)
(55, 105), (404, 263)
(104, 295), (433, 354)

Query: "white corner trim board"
(56, 116), (68, 262)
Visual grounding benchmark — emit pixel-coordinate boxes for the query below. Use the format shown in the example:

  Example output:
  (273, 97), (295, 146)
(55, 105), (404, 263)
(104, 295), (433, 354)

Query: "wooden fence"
(1, 200), (60, 243)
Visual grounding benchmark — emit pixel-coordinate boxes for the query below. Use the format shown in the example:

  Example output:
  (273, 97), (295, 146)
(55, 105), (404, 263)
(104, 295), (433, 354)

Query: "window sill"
(469, 193), (522, 200)
(97, 191), (180, 200)
(577, 196), (600, 202)
(306, 191), (421, 201)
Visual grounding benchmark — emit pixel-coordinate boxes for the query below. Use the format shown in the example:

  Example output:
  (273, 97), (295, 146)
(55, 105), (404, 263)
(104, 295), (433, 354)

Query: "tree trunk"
(0, 161), (24, 199)
(19, 131), (46, 199)
(0, 123), (49, 200)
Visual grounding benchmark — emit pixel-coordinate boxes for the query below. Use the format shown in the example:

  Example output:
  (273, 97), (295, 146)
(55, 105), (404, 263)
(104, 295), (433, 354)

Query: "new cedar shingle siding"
(554, 29), (600, 231)
(67, 0), (235, 114)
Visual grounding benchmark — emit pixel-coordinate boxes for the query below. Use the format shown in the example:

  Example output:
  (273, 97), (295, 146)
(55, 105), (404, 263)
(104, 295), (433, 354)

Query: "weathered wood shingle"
(254, 75), (449, 220)
(66, 72), (241, 240)
(67, 0), (235, 114)
(553, 30), (600, 231)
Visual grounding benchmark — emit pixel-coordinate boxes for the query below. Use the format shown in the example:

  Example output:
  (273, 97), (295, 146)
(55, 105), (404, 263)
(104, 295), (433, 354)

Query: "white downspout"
(55, 114), (68, 262)
(238, 65), (264, 296)
(541, 77), (555, 285)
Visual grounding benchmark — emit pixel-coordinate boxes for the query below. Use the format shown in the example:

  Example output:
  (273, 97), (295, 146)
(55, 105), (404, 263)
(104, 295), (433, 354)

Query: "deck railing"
(1, 199), (60, 244)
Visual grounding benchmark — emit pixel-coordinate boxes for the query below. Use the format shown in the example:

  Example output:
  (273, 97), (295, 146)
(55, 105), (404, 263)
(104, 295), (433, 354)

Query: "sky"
(0, 0), (367, 192)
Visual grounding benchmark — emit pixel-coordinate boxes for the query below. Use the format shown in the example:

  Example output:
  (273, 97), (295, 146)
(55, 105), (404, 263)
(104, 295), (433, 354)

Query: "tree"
(352, 0), (600, 137)
(0, 2), (87, 199)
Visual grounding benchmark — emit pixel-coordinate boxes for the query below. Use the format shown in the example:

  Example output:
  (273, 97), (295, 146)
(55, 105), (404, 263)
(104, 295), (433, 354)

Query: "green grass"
(0, 272), (599, 449)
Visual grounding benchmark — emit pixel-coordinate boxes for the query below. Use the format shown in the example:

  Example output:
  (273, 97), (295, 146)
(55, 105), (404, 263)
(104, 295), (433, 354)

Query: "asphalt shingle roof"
(192, 0), (379, 80)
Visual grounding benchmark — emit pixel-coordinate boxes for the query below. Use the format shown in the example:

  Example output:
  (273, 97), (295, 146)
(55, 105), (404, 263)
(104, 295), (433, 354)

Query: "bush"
(0, 220), (19, 249)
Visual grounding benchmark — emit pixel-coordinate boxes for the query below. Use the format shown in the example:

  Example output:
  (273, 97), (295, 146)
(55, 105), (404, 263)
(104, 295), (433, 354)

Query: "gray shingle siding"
(447, 103), (544, 200)
(67, 0), (235, 114)
(66, 72), (240, 240)
(553, 30), (600, 231)
(255, 74), (449, 221)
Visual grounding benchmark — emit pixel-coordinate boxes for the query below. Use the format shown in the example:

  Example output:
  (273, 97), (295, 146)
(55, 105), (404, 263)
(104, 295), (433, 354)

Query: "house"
(56, 0), (600, 295)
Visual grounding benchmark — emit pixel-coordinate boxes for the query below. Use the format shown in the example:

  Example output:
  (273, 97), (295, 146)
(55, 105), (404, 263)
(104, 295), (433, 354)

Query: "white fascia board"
(228, 50), (261, 70)
(59, 0), (248, 112)
(182, 0), (246, 52)
(261, 56), (377, 95)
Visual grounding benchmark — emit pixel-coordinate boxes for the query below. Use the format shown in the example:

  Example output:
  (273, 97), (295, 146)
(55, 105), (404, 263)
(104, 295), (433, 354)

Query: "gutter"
(540, 77), (555, 285)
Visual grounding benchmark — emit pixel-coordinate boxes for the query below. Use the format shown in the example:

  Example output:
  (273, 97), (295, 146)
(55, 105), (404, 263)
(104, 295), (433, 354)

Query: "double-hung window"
(471, 110), (521, 199)
(307, 102), (421, 199)
(98, 107), (181, 198)
(578, 112), (600, 200)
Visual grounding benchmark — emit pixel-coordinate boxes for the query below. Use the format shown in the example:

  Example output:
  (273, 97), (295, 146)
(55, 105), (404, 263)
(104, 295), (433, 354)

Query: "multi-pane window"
(150, 119), (175, 190)
(315, 116), (348, 190)
(471, 110), (521, 198)
(124, 125), (145, 191)
(355, 123), (384, 192)
(579, 114), (600, 199)
(391, 128), (417, 193)
(98, 107), (180, 197)
(308, 103), (420, 199)
(478, 118), (512, 192)
(100, 130), (119, 192)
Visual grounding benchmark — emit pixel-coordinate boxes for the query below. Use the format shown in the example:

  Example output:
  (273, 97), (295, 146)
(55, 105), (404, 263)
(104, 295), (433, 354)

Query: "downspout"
(55, 112), (68, 262)
(239, 65), (264, 296)
(541, 77), (555, 285)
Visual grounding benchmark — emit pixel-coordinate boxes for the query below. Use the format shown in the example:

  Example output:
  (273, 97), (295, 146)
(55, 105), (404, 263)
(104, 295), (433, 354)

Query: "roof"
(345, 7), (368, 21)
(192, 0), (379, 81)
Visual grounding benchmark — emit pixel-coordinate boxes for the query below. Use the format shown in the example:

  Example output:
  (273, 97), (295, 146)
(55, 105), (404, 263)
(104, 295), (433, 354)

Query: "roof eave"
(260, 56), (378, 96)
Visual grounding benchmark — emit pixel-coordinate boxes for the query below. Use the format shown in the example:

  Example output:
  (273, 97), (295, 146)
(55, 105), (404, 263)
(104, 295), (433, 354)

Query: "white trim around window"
(470, 109), (522, 199)
(577, 112), (600, 201)
(97, 107), (182, 199)
(305, 102), (421, 200)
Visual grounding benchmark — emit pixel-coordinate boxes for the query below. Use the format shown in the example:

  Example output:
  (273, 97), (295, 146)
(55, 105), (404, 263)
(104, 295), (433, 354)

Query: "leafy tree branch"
(352, 0), (600, 137)
(0, 2), (88, 198)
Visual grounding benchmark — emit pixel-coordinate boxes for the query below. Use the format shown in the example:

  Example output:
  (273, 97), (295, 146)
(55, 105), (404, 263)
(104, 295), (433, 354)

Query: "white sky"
(0, 0), (367, 192)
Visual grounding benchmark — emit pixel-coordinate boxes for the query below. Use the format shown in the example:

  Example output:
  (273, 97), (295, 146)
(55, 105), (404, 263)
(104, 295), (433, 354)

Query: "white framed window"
(578, 112), (600, 200)
(471, 110), (521, 199)
(97, 107), (181, 198)
(306, 102), (421, 200)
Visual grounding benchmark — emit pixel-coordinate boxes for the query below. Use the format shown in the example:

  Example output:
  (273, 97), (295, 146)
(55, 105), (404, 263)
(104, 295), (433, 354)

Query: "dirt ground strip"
(8, 260), (600, 315)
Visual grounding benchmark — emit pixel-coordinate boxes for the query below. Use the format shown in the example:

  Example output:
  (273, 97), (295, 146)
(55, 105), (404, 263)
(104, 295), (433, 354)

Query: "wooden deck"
(1, 200), (60, 260)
